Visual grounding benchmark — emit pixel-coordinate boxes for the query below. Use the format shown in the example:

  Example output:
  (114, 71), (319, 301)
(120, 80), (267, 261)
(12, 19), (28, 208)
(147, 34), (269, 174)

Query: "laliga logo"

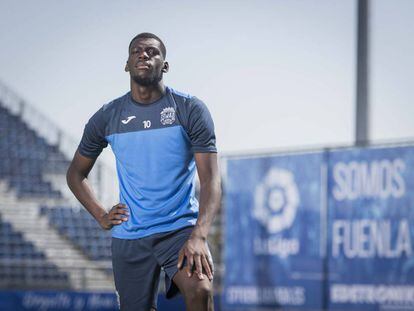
(253, 168), (300, 234)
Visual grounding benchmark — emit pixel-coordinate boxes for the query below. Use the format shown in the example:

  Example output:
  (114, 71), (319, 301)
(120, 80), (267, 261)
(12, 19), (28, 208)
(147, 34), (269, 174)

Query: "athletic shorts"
(111, 225), (194, 311)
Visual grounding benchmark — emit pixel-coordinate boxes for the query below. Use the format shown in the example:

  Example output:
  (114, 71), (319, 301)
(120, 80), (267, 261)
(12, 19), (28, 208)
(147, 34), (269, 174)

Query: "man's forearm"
(66, 167), (107, 222)
(192, 176), (222, 239)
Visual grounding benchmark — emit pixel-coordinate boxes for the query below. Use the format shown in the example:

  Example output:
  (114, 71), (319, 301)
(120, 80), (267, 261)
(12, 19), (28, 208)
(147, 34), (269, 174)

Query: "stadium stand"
(0, 214), (70, 289)
(0, 215), (45, 260)
(0, 104), (65, 199)
(41, 205), (112, 261)
(0, 99), (114, 290)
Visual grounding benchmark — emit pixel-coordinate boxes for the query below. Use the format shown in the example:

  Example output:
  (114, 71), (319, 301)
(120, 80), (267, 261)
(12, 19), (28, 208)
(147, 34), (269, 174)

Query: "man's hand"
(177, 235), (214, 281)
(98, 203), (129, 230)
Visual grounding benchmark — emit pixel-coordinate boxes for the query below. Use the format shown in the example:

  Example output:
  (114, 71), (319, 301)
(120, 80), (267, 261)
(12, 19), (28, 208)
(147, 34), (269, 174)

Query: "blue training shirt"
(78, 87), (217, 239)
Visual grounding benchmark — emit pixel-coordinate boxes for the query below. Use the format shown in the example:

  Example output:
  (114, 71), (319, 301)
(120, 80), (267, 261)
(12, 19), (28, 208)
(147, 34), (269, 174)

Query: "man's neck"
(130, 81), (166, 104)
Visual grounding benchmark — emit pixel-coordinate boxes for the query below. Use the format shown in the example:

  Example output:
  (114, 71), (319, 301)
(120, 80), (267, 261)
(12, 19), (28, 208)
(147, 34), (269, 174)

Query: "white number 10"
(143, 120), (151, 129)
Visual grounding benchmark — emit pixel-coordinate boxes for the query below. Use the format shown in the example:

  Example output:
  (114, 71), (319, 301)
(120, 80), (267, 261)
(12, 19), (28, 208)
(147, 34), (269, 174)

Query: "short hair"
(128, 32), (167, 58)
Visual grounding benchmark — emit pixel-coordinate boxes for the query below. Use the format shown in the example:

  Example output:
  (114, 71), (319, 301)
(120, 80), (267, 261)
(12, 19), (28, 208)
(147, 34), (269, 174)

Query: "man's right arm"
(66, 150), (128, 230)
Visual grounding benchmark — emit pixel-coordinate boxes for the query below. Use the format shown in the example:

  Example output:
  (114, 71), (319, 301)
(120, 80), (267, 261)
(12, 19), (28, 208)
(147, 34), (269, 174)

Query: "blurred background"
(0, 0), (413, 310)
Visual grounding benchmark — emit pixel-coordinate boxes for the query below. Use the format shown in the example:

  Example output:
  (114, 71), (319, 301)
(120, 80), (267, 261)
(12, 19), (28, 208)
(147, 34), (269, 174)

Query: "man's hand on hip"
(98, 203), (129, 230)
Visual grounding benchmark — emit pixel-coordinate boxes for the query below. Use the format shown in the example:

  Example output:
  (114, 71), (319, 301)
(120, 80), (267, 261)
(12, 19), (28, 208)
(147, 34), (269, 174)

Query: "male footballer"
(66, 32), (221, 311)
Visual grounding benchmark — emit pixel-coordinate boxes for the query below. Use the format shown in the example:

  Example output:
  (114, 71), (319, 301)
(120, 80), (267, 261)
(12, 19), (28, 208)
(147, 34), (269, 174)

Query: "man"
(66, 32), (221, 311)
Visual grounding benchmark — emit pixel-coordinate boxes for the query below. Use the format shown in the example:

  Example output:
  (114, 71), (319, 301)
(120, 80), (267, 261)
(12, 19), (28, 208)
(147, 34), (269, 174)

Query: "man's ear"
(125, 61), (130, 72)
(162, 61), (169, 73)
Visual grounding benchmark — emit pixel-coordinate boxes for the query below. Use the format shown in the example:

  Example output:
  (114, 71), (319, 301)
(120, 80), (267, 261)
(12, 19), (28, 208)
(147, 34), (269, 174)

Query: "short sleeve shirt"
(78, 87), (217, 239)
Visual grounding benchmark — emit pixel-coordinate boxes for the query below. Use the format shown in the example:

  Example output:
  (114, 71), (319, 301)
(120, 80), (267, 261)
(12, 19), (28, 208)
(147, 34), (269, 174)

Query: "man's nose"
(138, 51), (149, 60)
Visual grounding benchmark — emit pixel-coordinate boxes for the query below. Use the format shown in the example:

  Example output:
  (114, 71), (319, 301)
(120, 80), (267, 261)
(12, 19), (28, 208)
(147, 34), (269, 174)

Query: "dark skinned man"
(66, 32), (221, 311)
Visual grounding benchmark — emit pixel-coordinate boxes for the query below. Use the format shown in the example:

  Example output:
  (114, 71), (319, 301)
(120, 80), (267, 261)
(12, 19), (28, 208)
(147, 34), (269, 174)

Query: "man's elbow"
(66, 164), (75, 188)
(66, 163), (83, 189)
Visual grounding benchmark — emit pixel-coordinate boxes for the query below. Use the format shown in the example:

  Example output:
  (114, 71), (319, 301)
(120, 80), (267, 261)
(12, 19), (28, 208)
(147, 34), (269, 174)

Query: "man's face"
(125, 38), (168, 86)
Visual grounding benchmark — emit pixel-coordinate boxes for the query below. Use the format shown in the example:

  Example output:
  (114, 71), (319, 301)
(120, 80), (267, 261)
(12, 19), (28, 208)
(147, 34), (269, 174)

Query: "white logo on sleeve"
(121, 116), (136, 124)
(160, 107), (176, 125)
(253, 168), (300, 234)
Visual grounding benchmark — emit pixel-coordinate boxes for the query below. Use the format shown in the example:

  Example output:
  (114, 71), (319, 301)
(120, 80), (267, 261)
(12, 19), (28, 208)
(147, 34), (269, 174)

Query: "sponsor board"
(0, 291), (195, 311)
(327, 146), (414, 310)
(223, 152), (325, 310)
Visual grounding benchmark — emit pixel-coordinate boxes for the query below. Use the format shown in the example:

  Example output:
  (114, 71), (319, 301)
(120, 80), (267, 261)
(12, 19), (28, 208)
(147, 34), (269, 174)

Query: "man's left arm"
(177, 152), (222, 281)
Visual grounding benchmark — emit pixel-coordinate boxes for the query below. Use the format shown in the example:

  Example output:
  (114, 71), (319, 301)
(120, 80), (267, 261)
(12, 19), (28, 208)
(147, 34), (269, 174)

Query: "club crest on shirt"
(160, 107), (176, 125)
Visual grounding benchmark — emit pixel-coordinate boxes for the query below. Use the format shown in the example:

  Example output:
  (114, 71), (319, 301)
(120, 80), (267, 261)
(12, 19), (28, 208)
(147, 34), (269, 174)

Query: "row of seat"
(41, 206), (112, 261)
(0, 215), (70, 288)
(0, 263), (70, 289)
(0, 103), (103, 290)
(0, 103), (66, 198)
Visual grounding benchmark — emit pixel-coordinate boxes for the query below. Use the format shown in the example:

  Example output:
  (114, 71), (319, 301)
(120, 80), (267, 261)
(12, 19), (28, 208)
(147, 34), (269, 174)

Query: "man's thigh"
(152, 226), (196, 298)
(112, 238), (161, 311)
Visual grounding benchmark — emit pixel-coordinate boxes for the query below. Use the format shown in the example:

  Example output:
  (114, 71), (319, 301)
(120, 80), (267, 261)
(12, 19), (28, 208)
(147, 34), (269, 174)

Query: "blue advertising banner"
(0, 291), (118, 311)
(223, 152), (326, 310)
(327, 146), (414, 310)
(0, 291), (191, 311)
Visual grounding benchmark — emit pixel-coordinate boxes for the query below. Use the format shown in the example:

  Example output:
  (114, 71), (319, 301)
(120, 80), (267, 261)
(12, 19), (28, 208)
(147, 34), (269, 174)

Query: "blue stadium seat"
(0, 103), (68, 199)
(41, 206), (112, 261)
(0, 215), (69, 289)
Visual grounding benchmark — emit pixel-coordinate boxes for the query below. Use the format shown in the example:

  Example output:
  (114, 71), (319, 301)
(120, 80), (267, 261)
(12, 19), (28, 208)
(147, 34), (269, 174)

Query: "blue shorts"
(111, 226), (194, 311)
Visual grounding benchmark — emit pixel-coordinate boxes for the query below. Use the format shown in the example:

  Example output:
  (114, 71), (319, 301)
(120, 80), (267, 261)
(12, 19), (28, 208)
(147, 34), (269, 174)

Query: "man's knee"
(183, 280), (213, 303)
(194, 282), (213, 300)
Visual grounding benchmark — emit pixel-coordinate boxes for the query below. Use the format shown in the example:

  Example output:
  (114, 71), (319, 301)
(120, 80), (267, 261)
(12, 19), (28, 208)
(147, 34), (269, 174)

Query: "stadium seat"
(41, 206), (112, 261)
(0, 215), (69, 289)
